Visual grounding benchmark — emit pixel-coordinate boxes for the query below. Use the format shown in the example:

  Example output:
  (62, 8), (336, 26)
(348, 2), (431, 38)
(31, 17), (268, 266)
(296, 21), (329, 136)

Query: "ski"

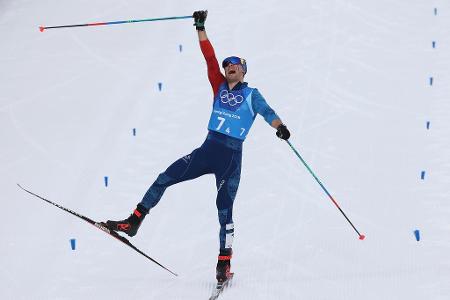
(17, 184), (177, 277)
(209, 273), (234, 300)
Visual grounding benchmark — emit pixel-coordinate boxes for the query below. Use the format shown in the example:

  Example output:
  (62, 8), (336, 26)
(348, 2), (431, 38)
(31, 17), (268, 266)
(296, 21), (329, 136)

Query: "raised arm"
(193, 10), (225, 96)
(197, 29), (208, 41)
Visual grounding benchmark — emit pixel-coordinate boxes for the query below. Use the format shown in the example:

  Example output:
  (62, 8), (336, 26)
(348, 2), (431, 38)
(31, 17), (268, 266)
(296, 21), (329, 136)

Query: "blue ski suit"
(139, 39), (280, 252)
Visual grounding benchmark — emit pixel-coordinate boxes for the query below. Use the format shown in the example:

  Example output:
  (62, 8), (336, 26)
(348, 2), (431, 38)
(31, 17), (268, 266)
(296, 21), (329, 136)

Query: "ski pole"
(285, 140), (365, 240)
(39, 15), (193, 32)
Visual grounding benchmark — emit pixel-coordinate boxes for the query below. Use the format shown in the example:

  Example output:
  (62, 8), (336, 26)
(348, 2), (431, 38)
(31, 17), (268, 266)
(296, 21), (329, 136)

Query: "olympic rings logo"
(220, 90), (244, 106)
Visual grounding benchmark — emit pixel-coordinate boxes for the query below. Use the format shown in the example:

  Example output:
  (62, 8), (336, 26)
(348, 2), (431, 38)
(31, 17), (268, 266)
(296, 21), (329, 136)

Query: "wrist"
(271, 118), (283, 129)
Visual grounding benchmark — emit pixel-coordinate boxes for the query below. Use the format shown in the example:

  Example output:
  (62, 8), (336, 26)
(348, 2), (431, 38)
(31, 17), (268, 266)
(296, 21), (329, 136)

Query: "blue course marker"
(70, 238), (76, 250)
(104, 176), (109, 187)
(421, 171), (426, 180)
(414, 229), (420, 241)
(158, 82), (162, 91)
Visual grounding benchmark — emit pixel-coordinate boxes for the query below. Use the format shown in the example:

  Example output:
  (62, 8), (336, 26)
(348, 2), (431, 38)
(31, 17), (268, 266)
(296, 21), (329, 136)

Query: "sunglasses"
(222, 56), (246, 67)
(222, 56), (247, 73)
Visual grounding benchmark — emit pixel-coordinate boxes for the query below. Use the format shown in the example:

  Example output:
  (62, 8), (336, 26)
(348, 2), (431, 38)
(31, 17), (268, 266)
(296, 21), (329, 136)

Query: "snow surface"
(1, 1), (450, 299)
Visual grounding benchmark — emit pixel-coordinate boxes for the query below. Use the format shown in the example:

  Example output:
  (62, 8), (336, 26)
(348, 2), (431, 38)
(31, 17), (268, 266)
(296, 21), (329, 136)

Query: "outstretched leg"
(140, 147), (211, 209)
(106, 146), (211, 236)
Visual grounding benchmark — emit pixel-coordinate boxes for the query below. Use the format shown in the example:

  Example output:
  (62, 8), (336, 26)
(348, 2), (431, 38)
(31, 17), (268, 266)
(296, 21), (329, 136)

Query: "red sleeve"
(199, 39), (226, 96)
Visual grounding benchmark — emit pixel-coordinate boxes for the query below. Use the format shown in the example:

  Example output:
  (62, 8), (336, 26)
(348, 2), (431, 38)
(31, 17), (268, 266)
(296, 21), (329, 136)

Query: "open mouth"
(229, 70), (236, 74)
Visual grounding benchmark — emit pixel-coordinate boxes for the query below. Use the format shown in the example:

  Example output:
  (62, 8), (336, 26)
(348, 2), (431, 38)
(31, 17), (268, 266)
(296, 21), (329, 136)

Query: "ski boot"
(105, 204), (148, 237)
(216, 249), (233, 283)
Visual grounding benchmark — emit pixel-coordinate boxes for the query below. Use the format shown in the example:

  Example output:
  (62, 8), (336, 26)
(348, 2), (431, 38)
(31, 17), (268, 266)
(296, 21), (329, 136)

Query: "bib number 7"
(216, 117), (226, 130)
(215, 116), (246, 136)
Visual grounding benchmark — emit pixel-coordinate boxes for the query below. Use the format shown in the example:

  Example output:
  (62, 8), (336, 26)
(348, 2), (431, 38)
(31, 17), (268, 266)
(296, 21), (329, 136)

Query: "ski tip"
(359, 234), (366, 240)
(39, 26), (45, 32)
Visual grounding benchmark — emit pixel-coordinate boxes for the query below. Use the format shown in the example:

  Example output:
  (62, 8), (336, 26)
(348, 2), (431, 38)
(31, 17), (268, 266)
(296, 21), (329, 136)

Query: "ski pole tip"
(359, 234), (366, 240)
(39, 26), (45, 32)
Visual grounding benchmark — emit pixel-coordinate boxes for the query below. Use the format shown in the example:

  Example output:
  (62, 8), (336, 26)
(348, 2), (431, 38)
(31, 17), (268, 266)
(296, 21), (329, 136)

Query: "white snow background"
(1, 0), (450, 299)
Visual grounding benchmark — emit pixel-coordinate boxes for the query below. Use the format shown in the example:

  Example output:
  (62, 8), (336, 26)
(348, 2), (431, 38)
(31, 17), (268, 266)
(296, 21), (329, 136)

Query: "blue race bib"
(207, 83), (256, 140)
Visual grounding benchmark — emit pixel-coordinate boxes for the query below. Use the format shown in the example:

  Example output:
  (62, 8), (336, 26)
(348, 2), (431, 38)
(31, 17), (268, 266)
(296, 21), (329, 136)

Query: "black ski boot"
(216, 249), (233, 282)
(105, 204), (148, 237)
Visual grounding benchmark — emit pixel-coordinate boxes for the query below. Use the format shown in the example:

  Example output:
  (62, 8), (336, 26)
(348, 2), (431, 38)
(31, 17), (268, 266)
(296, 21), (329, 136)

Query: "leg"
(216, 151), (241, 251)
(215, 151), (242, 281)
(105, 147), (210, 236)
(140, 147), (210, 210)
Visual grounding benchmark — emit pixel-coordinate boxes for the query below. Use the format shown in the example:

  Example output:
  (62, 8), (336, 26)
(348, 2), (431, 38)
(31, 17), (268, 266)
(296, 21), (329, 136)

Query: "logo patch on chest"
(219, 90), (245, 111)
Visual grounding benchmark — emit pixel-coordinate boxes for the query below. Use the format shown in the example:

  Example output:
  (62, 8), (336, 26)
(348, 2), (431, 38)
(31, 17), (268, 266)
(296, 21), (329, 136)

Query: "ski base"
(209, 273), (234, 300)
(17, 184), (177, 276)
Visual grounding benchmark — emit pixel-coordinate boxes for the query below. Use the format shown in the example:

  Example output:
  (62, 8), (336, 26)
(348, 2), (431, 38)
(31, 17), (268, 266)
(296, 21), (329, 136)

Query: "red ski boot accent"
(105, 204), (148, 237)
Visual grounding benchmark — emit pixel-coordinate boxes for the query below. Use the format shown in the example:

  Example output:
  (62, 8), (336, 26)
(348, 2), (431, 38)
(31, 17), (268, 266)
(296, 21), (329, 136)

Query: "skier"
(105, 10), (291, 283)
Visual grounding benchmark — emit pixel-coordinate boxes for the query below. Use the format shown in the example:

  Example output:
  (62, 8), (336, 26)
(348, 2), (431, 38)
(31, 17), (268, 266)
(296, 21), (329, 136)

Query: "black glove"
(193, 10), (208, 31)
(276, 124), (291, 140)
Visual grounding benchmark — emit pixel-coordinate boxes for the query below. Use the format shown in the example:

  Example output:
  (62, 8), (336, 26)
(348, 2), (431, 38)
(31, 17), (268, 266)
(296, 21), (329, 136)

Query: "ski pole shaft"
(285, 140), (365, 240)
(39, 15), (193, 32)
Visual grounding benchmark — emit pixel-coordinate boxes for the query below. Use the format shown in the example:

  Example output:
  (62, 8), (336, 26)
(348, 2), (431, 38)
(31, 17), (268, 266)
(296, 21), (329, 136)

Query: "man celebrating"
(105, 10), (291, 283)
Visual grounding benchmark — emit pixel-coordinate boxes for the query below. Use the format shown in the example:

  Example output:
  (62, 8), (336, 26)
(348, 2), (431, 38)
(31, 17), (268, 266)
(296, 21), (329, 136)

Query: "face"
(224, 63), (245, 83)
